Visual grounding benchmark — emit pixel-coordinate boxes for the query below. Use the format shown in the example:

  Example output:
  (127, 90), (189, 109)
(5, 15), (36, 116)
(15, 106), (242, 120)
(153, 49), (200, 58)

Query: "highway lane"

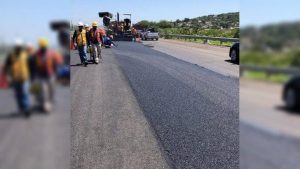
(142, 39), (239, 78)
(240, 123), (300, 169)
(147, 39), (300, 168)
(0, 86), (70, 169)
(71, 41), (239, 168)
(240, 79), (300, 139)
(240, 79), (300, 169)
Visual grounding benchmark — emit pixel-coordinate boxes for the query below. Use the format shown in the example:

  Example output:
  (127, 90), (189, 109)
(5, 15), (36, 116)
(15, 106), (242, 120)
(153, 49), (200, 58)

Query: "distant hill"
(135, 12), (239, 30)
(241, 21), (300, 51)
(174, 12), (239, 29)
(134, 12), (239, 38)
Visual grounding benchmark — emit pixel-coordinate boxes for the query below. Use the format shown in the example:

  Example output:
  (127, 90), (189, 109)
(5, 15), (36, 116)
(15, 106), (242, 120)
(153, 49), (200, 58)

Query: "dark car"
(229, 42), (239, 63)
(283, 75), (300, 110)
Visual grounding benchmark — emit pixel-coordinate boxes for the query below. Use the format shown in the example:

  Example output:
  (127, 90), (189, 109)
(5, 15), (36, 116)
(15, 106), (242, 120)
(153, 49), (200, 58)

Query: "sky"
(71, 0), (240, 26)
(0, 0), (70, 46)
(241, 0), (300, 27)
(2, 0), (300, 45)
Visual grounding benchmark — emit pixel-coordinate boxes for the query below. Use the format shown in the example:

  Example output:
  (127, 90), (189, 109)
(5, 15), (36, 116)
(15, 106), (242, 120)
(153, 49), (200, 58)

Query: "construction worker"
(32, 38), (63, 112)
(72, 22), (89, 66)
(84, 24), (92, 60)
(3, 39), (31, 117)
(84, 24), (90, 32)
(89, 21), (103, 63)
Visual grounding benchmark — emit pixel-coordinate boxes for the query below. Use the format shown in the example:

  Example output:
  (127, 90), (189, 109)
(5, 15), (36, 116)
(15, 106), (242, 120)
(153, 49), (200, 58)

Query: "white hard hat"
(78, 22), (84, 27)
(84, 24), (89, 27)
(14, 38), (24, 46)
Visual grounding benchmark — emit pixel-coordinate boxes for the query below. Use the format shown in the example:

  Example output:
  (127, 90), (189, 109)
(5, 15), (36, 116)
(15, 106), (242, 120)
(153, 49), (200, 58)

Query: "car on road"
(141, 28), (159, 41)
(229, 42), (239, 63)
(283, 75), (300, 110)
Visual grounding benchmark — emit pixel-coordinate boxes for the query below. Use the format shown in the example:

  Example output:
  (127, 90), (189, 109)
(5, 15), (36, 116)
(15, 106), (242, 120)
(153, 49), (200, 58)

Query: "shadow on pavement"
(224, 59), (239, 65)
(276, 105), (300, 114)
(70, 63), (82, 67)
(0, 106), (49, 119)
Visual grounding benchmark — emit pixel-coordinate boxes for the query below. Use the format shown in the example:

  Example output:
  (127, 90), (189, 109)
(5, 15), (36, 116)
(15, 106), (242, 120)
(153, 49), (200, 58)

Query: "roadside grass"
(243, 71), (291, 83)
(241, 50), (299, 83)
(241, 50), (300, 67)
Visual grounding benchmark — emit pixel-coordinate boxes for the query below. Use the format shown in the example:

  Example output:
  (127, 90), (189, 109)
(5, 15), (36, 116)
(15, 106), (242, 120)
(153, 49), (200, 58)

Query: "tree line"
(134, 12), (239, 38)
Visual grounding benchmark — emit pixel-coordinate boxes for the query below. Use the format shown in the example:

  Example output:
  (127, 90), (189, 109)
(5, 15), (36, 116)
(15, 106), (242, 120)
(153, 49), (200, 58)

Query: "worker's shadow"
(0, 112), (26, 119)
(70, 63), (83, 67)
(0, 106), (47, 119)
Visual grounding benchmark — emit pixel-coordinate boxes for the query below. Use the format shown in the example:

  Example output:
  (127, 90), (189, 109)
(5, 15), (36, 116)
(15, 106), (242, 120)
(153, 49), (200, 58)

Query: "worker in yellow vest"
(4, 39), (31, 117)
(72, 22), (89, 66)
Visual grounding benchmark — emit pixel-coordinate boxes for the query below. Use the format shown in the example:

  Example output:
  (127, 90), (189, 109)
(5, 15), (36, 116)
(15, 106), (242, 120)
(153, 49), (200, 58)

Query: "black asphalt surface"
(240, 122), (300, 169)
(71, 41), (239, 168)
(113, 42), (239, 168)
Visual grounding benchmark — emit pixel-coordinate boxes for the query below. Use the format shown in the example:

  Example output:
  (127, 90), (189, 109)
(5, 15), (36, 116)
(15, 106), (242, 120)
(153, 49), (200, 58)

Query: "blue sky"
(0, 0), (70, 46)
(2, 0), (300, 45)
(241, 0), (300, 27)
(71, 0), (240, 26)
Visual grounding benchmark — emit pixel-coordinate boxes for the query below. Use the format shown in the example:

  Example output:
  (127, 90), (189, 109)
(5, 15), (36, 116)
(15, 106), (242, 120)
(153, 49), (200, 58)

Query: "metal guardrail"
(240, 65), (300, 76)
(160, 34), (239, 44)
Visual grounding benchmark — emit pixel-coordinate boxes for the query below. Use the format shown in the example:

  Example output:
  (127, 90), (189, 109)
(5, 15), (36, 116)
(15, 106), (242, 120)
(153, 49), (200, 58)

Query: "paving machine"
(99, 12), (135, 41)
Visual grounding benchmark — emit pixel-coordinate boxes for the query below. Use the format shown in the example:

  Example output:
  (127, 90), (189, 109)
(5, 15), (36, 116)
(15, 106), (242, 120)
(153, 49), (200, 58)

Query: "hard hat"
(78, 22), (84, 27)
(92, 21), (98, 27)
(84, 24), (89, 27)
(38, 38), (48, 48)
(14, 38), (24, 46)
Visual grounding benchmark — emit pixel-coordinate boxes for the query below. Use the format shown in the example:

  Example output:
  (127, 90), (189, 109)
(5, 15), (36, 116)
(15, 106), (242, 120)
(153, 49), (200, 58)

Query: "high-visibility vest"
(35, 50), (62, 76)
(99, 28), (106, 37)
(10, 51), (29, 82)
(90, 29), (102, 44)
(75, 29), (87, 46)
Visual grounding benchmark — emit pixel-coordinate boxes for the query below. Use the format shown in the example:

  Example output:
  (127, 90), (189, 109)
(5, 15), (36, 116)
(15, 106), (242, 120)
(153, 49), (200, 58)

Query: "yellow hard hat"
(38, 38), (48, 48)
(92, 21), (98, 26)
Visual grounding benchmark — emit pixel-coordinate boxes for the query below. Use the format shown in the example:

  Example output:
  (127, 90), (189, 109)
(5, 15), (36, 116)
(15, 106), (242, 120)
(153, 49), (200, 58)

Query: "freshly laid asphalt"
(71, 41), (239, 168)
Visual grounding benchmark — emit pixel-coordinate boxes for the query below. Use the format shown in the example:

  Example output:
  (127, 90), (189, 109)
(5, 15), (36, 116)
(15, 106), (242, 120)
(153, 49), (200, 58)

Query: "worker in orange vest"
(32, 38), (63, 112)
(89, 21), (103, 63)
